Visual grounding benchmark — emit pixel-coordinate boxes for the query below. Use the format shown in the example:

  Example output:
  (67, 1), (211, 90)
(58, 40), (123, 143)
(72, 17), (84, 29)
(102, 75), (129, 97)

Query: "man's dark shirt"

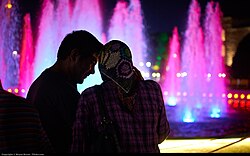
(26, 68), (80, 153)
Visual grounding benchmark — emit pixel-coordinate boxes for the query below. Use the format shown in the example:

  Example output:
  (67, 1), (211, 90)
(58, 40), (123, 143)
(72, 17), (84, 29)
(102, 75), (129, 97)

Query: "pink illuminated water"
(19, 13), (34, 96)
(108, 0), (148, 76)
(179, 0), (207, 122)
(204, 1), (226, 117)
(162, 27), (181, 107)
(108, 1), (128, 40)
(164, 0), (226, 122)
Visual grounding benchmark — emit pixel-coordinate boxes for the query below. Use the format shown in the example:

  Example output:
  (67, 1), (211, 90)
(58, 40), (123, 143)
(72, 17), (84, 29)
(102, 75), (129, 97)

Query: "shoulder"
(141, 80), (162, 89)
(28, 69), (68, 96)
(81, 85), (98, 94)
(31, 68), (62, 85)
(28, 69), (51, 91)
(1, 90), (36, 111)
(137, 80), (163, 96)
(79, 85), (98, 100)
(77, 85), (99, 112)
(1, 90), (26, 102)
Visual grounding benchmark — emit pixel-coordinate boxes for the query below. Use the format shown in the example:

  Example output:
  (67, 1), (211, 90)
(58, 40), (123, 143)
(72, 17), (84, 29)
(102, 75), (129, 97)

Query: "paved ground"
(159, 106), (250, 153)
(159, 137), (250, 153)
(166, 108), (250, 138)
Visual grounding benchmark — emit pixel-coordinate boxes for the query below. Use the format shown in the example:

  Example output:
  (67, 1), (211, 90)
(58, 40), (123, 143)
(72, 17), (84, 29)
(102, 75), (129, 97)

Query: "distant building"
(223, 16), (250, 67)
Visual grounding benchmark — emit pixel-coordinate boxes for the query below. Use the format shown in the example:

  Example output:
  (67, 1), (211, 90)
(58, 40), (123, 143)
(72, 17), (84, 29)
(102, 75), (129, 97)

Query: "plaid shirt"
(0, 89), (54, 153)
(71, 80), (170, 153)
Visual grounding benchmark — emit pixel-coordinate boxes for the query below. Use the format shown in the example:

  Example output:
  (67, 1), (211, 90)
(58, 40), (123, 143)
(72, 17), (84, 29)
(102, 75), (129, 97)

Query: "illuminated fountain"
(203, 1), (226, 118)
(0, 0), (22, 90)
(108, 0), (148, 76)
(19, 13), (35, 95)
(35, 0), (148, 93)
(0, 0), (104, 95)
(180, 0), (208, 122)
(1, 0), (227, 118)
(34, 0), (103, 93)
(0, 0), (147, 96)
(162, 26), (181, 107)
(163, 0), (226, 122)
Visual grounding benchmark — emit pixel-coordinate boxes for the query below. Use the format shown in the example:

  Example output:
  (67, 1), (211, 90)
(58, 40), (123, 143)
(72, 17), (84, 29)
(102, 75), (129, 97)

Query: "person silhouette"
(26, 30), (103, 153)
(0, 79), (54, 153)
(71, 40), (170, 153)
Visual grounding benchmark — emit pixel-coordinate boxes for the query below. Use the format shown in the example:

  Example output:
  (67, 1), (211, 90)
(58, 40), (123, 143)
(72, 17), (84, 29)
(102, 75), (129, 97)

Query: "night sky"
(140, 0), (250, 33)
(102, 0), (250, 34)
(20, 0), (250, 34)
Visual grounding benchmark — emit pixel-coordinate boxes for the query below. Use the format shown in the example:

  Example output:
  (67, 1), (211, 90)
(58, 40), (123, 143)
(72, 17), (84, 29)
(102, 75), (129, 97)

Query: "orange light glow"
(5, 1), (12, 9)
(227, 99), (233, 105)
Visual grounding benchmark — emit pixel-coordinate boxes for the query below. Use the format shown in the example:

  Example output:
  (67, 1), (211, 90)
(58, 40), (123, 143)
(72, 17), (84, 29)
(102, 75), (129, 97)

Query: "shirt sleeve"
(156, 84), (170, 143)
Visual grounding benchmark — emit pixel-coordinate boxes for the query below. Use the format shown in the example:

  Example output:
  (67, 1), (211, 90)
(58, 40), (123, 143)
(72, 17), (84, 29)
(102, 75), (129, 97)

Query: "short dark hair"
(57, 30), (103, 60)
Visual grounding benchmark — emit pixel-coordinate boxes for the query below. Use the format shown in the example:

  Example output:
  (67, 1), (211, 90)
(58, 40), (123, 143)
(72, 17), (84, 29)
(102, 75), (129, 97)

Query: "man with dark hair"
(26, 30), (103, 153)
(0, 79), (54, 153)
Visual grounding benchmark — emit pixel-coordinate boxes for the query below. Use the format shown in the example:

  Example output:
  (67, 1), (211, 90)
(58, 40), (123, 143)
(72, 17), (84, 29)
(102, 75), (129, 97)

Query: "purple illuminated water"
(0, 1), (6, 87)
(0, 0), (22, 89)
(108, 0), (148, 75)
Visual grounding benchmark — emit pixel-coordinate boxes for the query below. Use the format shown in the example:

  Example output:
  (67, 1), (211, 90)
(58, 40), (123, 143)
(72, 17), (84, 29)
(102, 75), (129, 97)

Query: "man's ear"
(70, 49), (80, 61)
